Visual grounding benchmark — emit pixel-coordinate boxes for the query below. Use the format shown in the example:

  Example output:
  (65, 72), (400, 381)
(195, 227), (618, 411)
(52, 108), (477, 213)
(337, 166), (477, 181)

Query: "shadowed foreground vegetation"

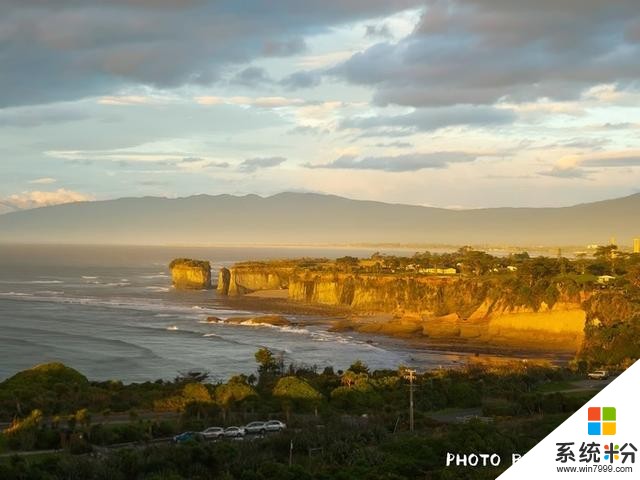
(0, 352), (610, 479)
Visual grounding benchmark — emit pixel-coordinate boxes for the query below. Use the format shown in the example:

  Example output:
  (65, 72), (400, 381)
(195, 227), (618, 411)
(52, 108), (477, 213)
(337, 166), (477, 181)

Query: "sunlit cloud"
(28, 177), (57, 185)
(1, 189), (95, 211)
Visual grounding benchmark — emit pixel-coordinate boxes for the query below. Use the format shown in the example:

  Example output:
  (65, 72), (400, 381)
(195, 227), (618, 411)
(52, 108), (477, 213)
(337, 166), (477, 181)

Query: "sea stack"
(169, 258), (212, 289)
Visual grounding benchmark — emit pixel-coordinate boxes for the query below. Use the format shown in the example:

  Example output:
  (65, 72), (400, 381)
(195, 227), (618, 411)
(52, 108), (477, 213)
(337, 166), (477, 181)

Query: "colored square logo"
(588, 407), (617, 435)
(588, 422), (601, 435)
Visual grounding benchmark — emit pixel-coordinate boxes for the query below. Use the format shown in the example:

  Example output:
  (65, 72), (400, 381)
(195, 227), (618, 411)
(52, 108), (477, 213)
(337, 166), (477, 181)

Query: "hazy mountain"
(0, 192), (638, 247)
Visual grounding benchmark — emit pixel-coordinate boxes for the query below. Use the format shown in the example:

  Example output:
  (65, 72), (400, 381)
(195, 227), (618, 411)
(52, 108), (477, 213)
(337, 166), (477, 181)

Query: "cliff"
(287, 272), (588, 351)
(217, 265), (293, 296)
(170, 258), (211, 289)
(221, 266), (591, 353)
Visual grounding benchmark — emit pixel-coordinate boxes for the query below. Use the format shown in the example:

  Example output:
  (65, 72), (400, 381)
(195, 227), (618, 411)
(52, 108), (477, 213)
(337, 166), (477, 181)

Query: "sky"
(1, 0), (640, 214)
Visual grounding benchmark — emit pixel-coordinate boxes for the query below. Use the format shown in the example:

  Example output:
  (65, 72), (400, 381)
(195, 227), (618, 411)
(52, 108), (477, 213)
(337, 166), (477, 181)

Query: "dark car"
(173, 431), (204, 443)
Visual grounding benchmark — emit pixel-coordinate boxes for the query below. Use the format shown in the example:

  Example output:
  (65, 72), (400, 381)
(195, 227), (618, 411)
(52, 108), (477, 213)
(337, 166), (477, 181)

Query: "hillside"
(0, 192), (638, 246)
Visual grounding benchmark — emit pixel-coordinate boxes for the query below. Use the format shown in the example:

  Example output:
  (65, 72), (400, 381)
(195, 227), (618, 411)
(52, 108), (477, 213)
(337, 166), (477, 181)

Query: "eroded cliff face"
(220, 266), (590, 352)
(170, 259), (211, 289)
(218, 265), (292, 296)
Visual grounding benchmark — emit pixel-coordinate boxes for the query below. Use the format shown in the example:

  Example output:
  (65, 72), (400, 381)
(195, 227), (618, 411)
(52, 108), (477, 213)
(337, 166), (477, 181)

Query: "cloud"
(28, 177), (57, 185)
(1, 1), (423, 107)
(231, 66), (274, 87)
(538, 166), (590, 179)
(332, 1), (640, 108)
(365, 23), (392, 38)
(582, 154), (640, 167)
(374, 141), (413, 148)
(306, 152), (477, 172)
(97, 95), (157, 106)
(239, 156), (286, 172)
(342, 105), (516, 134)
(195, 96), (304, 108)
(280, 70), (322, 90)
(0, 105), (90, 127)
(1, 188), (94, 211)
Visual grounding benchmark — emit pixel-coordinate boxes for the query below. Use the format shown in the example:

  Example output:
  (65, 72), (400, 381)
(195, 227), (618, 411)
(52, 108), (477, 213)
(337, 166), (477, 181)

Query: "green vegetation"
(0, 355), (603, 479)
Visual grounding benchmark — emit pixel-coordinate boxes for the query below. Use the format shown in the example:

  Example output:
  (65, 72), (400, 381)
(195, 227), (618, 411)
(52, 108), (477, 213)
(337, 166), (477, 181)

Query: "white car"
(223, 426), (246, 438)
(588, 370), (609, 380)
(244, 421), (267, 435)
(201, 427), (224, 439)
(265, 420), (286, 432)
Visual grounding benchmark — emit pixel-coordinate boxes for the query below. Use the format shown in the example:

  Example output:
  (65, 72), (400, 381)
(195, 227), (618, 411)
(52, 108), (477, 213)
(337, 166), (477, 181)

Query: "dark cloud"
(582, 155), (640, 167)
(239, 156), (286, 172)
(538, 166), (590, 179)
(306, 152), (477, 172)
(206, 161), (231, 168)
(231, 67), (274, 87)
(280, 70), (322, 90)
(365, 24), (392, 38)
(342, 105), (516, 133)
(287, 125), (331, 135)
(332, 0), (640, 107)
(0, 106), (90, 127)
(1, 1), (422, 107)
(374, 141), (413, 148)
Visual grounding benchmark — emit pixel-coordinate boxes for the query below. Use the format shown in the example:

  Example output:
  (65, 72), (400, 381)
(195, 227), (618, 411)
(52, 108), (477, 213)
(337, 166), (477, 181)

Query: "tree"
(272, 376), (322, 420)
(214, 379), (257, 421)
(348, 360), (370, 375)
(255, 348), (278, 372)
(182, 383), (212, 404)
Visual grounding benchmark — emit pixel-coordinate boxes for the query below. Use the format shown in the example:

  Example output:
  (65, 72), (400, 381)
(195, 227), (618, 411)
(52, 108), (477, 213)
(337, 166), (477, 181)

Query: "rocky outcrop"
(169, 258), (211, 289)
(218, 266), (592, 352)
(224, 315), (291, 326)
(217, 265), (292, 296)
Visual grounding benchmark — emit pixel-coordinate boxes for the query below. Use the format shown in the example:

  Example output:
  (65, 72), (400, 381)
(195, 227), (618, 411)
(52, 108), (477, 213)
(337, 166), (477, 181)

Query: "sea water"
(0, 244), (471, 383)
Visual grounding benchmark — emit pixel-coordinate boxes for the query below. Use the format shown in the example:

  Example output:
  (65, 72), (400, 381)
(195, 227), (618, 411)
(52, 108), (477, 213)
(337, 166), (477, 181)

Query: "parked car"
(223, 426), (246, 438)
(264, 420), (286, 432)
(244, 421), (267, 435)
(588, 370), (609, 380)
(173, 431), (203, 443)
(201, 427), (224, 439)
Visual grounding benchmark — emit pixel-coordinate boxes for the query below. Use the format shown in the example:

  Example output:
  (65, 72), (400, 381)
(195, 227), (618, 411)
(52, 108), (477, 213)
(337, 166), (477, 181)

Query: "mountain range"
(0, 192), (638, 247)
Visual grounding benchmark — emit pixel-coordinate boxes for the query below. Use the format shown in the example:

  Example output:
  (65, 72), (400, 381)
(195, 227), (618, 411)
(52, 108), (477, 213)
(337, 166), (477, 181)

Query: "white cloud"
(28, 177), (57, 185)
(2, 189), (94, 211)
(98, 95), (157, 106)
(195, 96), (305, 108)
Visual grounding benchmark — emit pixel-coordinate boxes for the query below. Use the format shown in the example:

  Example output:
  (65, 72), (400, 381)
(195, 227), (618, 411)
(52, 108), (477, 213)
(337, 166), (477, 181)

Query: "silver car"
(265, 420), (286, 432)
(201, 427), (224, 439)
(244, 421), (267, 435)
(223, 426), (246, 438)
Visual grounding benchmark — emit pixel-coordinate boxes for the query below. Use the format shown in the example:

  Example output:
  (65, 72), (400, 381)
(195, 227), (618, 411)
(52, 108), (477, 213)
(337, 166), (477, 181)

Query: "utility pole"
(404, 368), (416, 432)
(289, 440), (293, 467)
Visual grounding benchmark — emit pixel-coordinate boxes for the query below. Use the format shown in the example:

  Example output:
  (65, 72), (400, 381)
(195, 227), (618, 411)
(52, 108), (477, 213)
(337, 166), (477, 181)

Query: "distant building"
(634, 238), (640, 254)
(506, 265), (518, 272)
(420, 267), (457, 275)
(597, 275), (616, 285)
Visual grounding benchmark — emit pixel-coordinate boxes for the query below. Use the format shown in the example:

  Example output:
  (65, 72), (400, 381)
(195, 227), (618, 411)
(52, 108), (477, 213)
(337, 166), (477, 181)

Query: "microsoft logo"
(588, 407), (616, 436)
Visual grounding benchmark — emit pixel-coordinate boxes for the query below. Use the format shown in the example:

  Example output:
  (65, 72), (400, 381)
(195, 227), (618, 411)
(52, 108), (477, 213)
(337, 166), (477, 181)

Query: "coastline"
(218, 292), (577, 365)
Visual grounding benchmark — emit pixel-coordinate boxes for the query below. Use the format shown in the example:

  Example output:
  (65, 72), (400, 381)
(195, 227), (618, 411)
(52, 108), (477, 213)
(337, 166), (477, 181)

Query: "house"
(419, 267), (457, 275)
(597, 275), (616, 285)
(506, 265), (518, 272)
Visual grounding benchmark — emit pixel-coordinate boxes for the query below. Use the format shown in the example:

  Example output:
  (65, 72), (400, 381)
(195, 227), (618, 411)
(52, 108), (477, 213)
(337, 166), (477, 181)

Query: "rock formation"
(169, 258), (212, 289)
(219, 265), (591, 352)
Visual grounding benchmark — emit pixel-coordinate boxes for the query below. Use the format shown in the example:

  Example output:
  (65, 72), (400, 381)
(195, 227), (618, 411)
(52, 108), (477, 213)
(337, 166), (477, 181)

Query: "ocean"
(0, 244), (473, 383)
